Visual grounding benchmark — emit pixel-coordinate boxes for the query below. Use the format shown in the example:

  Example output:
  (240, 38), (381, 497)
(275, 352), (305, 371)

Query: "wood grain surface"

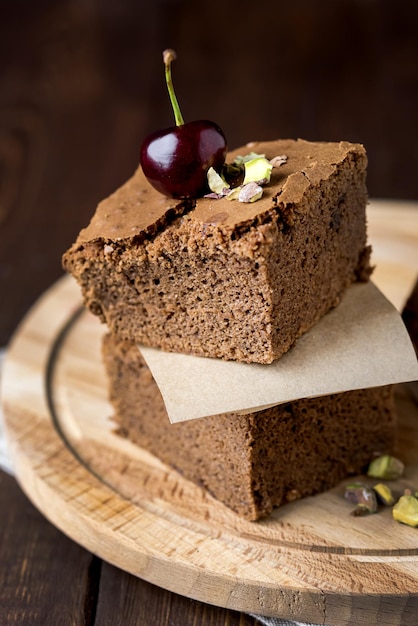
(2, 200), (418, 626)
(0, 470), (255, 626)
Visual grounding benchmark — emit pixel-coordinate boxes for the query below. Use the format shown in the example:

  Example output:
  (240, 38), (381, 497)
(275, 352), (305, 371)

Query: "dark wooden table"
(1, 2), (418, 624)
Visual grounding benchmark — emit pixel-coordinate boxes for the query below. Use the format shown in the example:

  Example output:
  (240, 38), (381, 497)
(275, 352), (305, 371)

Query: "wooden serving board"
(2, 200), (418, 626)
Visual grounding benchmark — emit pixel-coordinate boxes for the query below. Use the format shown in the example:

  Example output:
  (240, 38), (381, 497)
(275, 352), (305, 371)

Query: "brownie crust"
(64, 139), (371, 363)
(103, 333), (397, 521)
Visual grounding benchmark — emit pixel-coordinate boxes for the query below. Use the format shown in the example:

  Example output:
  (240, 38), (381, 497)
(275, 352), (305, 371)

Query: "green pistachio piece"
(226, 186), (241, 201)
(226, 182), (264, 202)
(352, 505), (373, 517)
(222, 161), (244, 187)
(373, 483), (395, 506)
(207, 167), (229, 194)
(233, 151), (265, 166)
(344, 482), (366, 499)
(367, 455), (405, 480)
(344, 483), (378, 513)
(238, 182), (263, 203)
(392, 494), (418, 527)
(270, 154), (288, 167)
(243, 156), (273, 185)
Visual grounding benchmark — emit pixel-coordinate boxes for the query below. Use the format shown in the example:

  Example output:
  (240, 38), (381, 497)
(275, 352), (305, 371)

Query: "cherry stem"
(163, 49), (184, 127)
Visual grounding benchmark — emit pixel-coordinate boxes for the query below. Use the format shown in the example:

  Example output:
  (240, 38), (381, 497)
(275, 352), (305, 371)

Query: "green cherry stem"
(163, 49), (184, 127)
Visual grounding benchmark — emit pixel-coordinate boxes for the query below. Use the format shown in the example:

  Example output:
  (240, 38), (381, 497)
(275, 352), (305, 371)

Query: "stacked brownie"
(63, 138), (397, 520)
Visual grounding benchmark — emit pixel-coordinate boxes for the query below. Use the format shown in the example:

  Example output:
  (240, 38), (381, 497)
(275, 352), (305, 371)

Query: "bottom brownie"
(102, 333), (397, 521)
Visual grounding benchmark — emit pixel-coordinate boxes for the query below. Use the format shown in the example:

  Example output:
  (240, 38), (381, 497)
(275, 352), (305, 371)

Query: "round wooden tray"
(2, 200), (418, 625)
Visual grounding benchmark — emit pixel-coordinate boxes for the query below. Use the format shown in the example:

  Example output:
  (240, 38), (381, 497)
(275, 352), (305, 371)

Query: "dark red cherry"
(140, 49), (227, 200)
(140, 120), (227, 199)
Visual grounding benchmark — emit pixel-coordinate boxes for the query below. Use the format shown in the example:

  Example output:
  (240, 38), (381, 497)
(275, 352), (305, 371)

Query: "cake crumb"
(286, 489), (302, 502)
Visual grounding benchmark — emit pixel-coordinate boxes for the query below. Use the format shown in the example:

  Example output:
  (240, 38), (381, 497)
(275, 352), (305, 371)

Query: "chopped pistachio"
(207, 167), (229, 194)
(226, 186), (241, 201)
(367, 455), (405, 480)
(352, 505), (373, 517)
(204, 192), (224, 199)
(344, 483), (378, 513)
(223, 161), (243, 177)
(243, 156), (273, 185)
(233, 151), (265, 166)
(392, 494), (418, 527)
(373, 483), (395, 506)
(222, 161), (244, 187)
(238, 182), (263, 203)
(344, 482), (366, 503)
(207, 152), (274, 204)
(226, 181), (265, 202)
(270, 154), (288, 167)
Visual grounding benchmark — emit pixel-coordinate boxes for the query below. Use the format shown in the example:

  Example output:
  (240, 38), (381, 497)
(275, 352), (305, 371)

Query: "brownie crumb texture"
(103, 333), (397, 521)
(63, 139), (371, 364)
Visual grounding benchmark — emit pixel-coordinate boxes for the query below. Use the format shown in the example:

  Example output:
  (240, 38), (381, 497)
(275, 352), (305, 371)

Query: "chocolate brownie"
(103, 333), (397, 521)
(63, 139), (371, 364)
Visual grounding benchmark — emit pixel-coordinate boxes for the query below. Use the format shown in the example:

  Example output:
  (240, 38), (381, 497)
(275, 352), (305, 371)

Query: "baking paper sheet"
(139, 282), (418, 423)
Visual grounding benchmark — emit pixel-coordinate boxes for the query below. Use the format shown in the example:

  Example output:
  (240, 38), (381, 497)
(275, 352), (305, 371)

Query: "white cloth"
(0, 347), (327, 626)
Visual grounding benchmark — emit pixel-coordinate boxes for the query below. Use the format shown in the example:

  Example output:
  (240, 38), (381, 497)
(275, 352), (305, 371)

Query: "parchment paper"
(139, 282), (418, 423)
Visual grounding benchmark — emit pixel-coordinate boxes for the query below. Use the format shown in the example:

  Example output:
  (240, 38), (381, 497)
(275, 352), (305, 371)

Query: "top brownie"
(63, 138), (371, 363)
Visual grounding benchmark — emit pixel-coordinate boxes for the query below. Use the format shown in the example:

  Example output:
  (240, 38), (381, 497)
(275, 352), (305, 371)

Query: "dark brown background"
(1, 0), (418, 344)
(1, 2), (418, 624)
